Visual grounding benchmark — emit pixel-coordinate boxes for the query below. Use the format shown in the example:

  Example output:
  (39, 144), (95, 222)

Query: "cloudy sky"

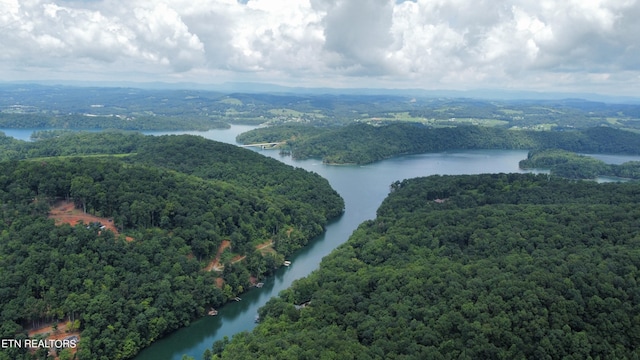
(1, 0), (639, 95)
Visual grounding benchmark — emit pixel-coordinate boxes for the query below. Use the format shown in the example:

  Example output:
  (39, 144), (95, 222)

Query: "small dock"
(256, 282), (264, 288)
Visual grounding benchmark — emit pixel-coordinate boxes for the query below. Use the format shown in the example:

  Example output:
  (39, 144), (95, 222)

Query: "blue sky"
(1, 0), (639, 96)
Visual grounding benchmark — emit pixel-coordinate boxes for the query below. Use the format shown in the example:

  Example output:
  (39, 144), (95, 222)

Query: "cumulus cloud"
(0, 0), (206, 73)
(314, 0), (395, 75)
(0, 0), (639, 94)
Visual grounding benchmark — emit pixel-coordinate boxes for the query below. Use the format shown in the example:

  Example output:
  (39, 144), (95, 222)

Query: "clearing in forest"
(28, 321), (80, 358)
(48, 200), (121, 237)
(206, 240), (274, 272)
(205, 240), (232, 272)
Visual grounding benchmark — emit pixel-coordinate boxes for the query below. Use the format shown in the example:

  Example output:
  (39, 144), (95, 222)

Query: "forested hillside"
(210, 174), (640, 359)
(519, 149), (640, 180)
(0, 133), (343, 360)
(238, 123), (640, 164)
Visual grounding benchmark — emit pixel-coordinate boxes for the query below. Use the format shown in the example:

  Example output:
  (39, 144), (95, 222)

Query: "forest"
(0, 132), (344, 360)
(519, 149), (640, 180)
(3, 84), (640, 130)
(3, 84), (640, 360)
(209, 173), (640, 359)
(238, 122), (640, 164)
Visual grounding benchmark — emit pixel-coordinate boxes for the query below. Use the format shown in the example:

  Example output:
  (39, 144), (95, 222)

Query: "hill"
(239, 122), (640, 164)
(0, 133), (343, 360)
(210, 173), (640, 359)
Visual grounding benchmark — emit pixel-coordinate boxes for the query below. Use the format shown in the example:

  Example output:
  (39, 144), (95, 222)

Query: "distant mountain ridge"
(2, 80), (638, 104)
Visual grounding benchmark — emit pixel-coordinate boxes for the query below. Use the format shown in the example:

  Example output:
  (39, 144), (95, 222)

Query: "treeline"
(520, 149), (640, 179)
(5, 84), (640, 130)
(0, 130), (144, 161)
(235, 124), (329, 144)
(0, 112), (228, 131)
(0, 133), (343, 359)
(407, 98), (640, 129)
(209, 173), (640, 359)
(241, 122), (640, 164)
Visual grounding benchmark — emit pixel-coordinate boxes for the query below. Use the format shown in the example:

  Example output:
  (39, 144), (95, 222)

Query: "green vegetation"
(406, 98), (640, 130)
(236, 124), (330, 145)
(0, 112), (230, 131)
(209, 174), (640, 359)
(3, 84), (640, 130)
(0, 130), (144, 161)
(520, 149), (640, 180)
(0, 132), (343, 359)
(241, 122), (640, 164)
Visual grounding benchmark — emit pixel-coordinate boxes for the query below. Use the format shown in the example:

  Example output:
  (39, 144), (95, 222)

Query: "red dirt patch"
(206, 240), (273, 272)
(205, 240), (231, 272)
(256, 240), (275, 255)
(28, 321), (80, 359)
(49, 200), (124, 238)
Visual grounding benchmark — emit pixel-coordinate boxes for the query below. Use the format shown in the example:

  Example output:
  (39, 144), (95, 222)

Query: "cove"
(134, 126), (536, 360)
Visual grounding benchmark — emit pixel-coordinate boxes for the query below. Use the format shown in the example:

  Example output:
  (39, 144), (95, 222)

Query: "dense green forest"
(520, 149), (640, 180)
(238, 122), (640, 164)
(0, 132), (343, 360)
(209, 173), (640, 359)
(236, 124), (329, 145)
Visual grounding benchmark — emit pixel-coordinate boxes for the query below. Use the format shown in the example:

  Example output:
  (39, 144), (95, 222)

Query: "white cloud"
(0, 0), (639, 95)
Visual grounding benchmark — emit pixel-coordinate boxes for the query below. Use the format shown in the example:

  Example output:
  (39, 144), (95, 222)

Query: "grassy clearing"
(509, 123), (557, 131)
(269, 108), (305, 116)
(498, 109), (524, 115)
(388, 112), (426, 122)
(218, 97), (243, 105)
(436, 118), (510, 127)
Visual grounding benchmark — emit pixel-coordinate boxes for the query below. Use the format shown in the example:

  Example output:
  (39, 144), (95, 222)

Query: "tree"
(70, 175), (94, 213)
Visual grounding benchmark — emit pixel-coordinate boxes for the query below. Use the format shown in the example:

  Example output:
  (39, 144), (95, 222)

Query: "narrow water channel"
(133, 126), (534, 360)
(4, 125), (636, 359)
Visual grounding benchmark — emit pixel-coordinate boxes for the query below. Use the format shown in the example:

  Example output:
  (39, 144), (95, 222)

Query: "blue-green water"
(134, 127), (536, 360)
(3, 126), (638, 359)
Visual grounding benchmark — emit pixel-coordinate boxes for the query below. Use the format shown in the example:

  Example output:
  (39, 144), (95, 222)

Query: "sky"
(1, 0), (639, 96)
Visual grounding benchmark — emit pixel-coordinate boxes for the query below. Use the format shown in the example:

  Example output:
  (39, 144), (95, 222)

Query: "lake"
(3, 126), (637, 359)
(133, 127), (537, 360)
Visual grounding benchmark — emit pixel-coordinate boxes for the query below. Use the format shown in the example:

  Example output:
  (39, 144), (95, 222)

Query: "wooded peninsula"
(0, 132), (344, 360)
(237, 123), (640, 165)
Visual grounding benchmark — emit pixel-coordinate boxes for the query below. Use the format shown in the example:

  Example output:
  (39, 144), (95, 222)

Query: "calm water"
(134, 127), (536, 360)
(3, 126), (638, 359)
(0, 125), (259, 142)
(0, 128), (52, 141)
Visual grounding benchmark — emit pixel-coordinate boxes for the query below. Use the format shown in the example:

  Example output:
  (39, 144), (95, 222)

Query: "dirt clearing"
(49, 200), (119, 235)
